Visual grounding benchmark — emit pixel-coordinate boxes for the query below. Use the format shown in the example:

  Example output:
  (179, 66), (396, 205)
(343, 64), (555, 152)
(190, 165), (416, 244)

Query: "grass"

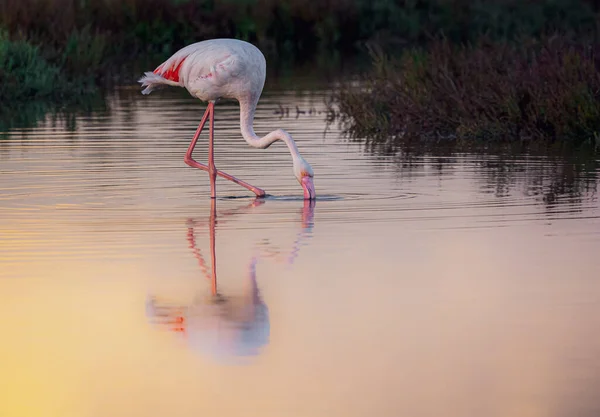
(336, 36), (600, 146)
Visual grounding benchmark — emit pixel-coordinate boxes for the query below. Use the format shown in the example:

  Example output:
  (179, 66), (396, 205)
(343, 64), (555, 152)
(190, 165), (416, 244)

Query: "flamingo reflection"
(146, 198), (315, 360)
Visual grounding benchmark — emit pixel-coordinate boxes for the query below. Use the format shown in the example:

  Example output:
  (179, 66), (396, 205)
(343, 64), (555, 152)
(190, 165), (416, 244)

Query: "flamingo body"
(139, 39), (315, 199)
(142, 39), (265, 103)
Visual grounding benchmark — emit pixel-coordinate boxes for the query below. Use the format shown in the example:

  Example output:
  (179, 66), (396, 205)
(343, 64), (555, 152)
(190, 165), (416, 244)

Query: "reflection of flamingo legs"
(209, 198), (217, 295)
(185, 198), (315, 278)
(186, 198), (265, 297)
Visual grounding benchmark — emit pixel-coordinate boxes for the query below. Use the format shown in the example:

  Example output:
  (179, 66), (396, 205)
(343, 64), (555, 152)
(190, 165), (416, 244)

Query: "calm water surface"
(1, 84), (600, 417)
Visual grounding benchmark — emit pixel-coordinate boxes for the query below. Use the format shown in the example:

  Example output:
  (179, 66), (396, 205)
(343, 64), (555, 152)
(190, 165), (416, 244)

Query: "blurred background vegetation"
(2, 0), (599, 86)
(2, 0), (600, 145)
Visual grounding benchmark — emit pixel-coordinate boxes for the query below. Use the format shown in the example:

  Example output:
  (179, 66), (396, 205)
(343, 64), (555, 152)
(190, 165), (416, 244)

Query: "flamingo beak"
(301, 176), (316, 200)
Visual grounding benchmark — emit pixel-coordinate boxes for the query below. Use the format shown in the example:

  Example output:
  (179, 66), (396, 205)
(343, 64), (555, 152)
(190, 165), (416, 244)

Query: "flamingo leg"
(184, 102), (266, 198)
(208, 102), (217, 198)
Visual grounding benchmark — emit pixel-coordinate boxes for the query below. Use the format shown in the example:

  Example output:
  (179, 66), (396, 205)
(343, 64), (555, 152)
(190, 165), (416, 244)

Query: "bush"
(0, 32), (60, 101)
(336, 37), (600, 146)
(0, 31), (95, 103)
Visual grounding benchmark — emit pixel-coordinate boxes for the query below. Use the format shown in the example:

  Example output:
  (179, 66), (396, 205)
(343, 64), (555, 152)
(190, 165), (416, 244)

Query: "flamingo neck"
(239, 96), (300, 157)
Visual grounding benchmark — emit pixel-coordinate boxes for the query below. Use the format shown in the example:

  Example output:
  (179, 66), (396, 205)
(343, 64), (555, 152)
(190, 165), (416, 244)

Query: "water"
(1, 84), (600, 417)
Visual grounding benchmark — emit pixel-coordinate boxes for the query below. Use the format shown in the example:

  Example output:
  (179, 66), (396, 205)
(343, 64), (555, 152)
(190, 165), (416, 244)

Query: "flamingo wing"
(185, 52), (242, 100)
(187, 53), (239, 87)
(152, 41), (242, 100)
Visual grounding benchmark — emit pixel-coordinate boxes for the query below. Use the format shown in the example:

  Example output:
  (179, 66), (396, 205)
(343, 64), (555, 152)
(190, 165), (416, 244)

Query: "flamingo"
(138, 38), (316, 200)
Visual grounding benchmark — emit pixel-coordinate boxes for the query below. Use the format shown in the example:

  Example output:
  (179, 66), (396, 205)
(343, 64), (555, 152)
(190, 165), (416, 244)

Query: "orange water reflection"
(1, 87), (600, 417)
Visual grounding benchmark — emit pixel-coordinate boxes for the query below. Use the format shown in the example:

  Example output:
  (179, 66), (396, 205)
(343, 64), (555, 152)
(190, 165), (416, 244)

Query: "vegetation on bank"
(336, 37), (600, 146)
(1, 1), (599, 88)
(2, 0), (598, 59)
(0, 32), (96, 106)
(2, 0), (600, 145)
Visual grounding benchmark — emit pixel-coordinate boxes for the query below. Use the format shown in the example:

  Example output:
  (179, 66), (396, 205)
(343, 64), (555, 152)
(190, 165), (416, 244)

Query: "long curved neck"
(239, 95), (300, 156)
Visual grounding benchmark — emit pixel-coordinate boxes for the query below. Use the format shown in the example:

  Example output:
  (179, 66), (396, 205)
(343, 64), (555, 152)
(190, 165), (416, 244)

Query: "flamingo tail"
(138, 72), (180, 95)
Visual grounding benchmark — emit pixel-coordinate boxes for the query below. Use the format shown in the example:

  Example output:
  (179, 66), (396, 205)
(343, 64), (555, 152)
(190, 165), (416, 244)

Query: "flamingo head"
(293, 156), (315, 200)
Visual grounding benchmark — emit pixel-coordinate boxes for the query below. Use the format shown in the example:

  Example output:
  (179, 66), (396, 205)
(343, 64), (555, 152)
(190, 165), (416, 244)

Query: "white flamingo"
(138, 38), (316, 199)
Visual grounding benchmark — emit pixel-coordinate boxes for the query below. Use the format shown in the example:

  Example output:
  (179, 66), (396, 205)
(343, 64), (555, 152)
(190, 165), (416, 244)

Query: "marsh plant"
(337, 37), (600, 146)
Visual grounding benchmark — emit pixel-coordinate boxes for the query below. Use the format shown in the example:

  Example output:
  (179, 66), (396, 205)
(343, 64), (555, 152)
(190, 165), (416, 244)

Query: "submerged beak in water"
(301, 176), (316, 200)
